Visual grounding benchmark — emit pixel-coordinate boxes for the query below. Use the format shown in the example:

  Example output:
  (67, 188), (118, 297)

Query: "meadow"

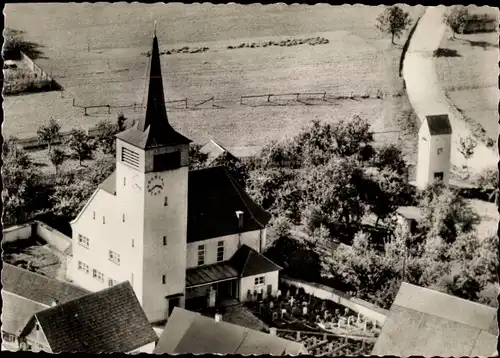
(4, 3), (425, 158)
(434, 22), (498, 138)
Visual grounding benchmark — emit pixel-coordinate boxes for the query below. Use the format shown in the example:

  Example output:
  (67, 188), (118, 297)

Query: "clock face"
(147, 174), (164, 196)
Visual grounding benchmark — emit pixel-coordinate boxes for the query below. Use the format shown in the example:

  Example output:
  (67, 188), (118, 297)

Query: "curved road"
(403, 6), (497, 173)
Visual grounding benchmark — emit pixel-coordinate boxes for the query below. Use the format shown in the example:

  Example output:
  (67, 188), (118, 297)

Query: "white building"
(67, 31), (281, 323)
(416, 115), (452, 189)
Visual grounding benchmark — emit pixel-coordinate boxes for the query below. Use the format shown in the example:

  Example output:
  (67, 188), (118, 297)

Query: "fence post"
(296, 93), (300, 101)
(323, 92), (326, 101)
(72, 98), (75, 107)
(107, 105), (111, 114)
(133, 102), (136, 111)
(84, 107), (88, 116)
(240, 96), (243, 105)
(211, 97), (215, 107)
(267, 94), (272, 102)
(185, 98), (188, 109)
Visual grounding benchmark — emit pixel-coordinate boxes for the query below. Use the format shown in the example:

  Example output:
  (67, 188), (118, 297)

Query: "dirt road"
(403, 6), (497, 173)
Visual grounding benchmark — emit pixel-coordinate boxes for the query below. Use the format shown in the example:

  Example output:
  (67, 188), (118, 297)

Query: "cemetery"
(244, 282), (380, 355)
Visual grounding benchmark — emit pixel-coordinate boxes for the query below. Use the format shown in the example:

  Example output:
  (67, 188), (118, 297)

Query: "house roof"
(371, 282), (498, 357)
(396, 206), (423, 221)
(21, 281), (157, 353)
(1, 263), (89, 307)
(115, 33), (191, 149)
(97, 166), (271, 242)
(200, 139), (238, 164)
(425, 115), (452, 135)
(230, 244), (283, 278)
(1, 291), (49, 335)
(185, 245), (282, 288)
(187, 166), (271, 242)
(154, 307), (306, 355)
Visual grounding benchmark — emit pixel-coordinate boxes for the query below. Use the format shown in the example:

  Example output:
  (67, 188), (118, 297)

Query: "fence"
(2, 221), (72, 254)
(281, 277), (389, 326)
(241, 91), (327, 104)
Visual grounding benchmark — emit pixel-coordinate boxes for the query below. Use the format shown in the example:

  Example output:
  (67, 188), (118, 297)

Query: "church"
(67, 29), (282, 323)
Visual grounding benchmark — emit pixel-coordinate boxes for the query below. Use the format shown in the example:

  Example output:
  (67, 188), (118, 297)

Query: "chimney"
(51, 299), (58, 307)
(215, 313), (222, 322)
(236, 211), (244, 229)
(269, 327), (277, 336)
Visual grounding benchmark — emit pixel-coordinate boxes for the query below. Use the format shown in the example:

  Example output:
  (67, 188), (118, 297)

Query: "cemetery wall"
(282, 277), (389, 325)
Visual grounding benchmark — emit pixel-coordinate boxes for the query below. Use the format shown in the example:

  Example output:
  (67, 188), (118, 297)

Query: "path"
(403, 6), (497, 173)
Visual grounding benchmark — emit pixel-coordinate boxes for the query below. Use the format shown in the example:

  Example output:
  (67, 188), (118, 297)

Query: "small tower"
(115, 25), (191, 322)
(416, 115), (452, 189)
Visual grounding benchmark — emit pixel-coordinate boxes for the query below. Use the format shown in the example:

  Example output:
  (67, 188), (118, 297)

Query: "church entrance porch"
(185, 278), (240, 312)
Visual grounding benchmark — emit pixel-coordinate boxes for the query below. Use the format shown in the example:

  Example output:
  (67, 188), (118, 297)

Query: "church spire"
(117, 24), (191, 149)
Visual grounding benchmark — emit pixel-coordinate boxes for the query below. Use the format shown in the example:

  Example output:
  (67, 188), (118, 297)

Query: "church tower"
(115, 25), (191, 322)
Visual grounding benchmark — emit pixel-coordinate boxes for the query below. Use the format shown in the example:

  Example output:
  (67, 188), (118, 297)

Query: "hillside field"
(4, 3), (424, 157)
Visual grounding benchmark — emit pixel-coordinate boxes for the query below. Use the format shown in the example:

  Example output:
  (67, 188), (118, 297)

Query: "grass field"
(434, 21), (498, 137)
(4, 4), (425, 157)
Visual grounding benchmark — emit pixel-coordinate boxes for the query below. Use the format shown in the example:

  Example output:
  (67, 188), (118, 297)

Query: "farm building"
(17, 282), (158, 353)
(67, 30), (280, 324)
(154, 307), (307, 355)
(371, 282), (498, 357)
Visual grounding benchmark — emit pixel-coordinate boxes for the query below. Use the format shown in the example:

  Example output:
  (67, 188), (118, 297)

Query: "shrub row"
(455, 107), (495, 148)
(141, 46), (210, 57)
(227, 37), (330, 50)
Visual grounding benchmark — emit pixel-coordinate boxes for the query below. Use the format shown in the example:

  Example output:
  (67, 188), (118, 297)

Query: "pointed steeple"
(117, 25), (191, 149)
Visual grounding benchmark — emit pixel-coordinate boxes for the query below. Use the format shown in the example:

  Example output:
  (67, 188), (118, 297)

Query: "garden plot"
(3, 236), (63, 279)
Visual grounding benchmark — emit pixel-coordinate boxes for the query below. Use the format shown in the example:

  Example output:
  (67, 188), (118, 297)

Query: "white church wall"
(416, 121), (431, 189)
(141, 165), (189, 323)
(239, 270), (279, 302)
(70, 188), (145, 303)
(185, 229), (264, 269)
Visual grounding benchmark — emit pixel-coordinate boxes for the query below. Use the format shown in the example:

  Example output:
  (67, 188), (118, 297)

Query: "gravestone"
(302, 306), (308, 316)
(269, 301), (274, 309)
(281, 308), (287, 318)
(272, 311), (278, 321)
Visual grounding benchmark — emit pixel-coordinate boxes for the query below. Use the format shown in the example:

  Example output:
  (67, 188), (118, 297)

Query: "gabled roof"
(116, 32), (191, 149)
(187, 166), (271, 243)
(1, 263), (89, 306)
(1, 290), (49, 335)
(185, 245), (281, 288)
(154, 307), (306, 355)
(200, 139), (238, 165)
(20, 282), (157, 353)
(371, 282), (498, 357)
(425, 115), (452, 135)
(230, 244), (282, 278)
(98, 170), (116, 195)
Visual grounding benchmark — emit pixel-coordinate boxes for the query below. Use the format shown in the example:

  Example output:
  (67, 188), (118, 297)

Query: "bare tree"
(458, 135), (477, 168)
(376, 6), (413, 45)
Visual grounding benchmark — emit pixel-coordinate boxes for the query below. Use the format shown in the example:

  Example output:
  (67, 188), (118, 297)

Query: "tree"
(189, 143), (210, 170)
(376, 5), (413, 45)
(443, 6), (469, 39)
(95, 120), (118, 155)
(371, 144), (408, 176)
(419, 184), (480, 243)
(475, 166), (498, 203)
(2, 138), (45, 225)
(48, 148), (66, 175)
(37, 118), (62, 153)
(458, 135), (477, 167)
(2, 28), (44, 60)
(51, 179), (95, 218)
(116, 112), (128, 132)
(212, 152), (249, 188)
(66, 129), (95, 166)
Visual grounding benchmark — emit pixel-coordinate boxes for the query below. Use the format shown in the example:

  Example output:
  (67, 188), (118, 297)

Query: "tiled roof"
(230, 244), (282, 278)
(371, 282), (498, 357)
(200, 139), (238, 164)
(186, 245), (281, 287)
(1, 291), (48, 335)
(154, 307), (306, 355)
(425, 115), (452, 135)
(23, 282), (157, 353)
(187, 166), (271, 243)
(1, 263), (89, 306)
(96, 166), (271, 242)
(396, 206), (423, 221)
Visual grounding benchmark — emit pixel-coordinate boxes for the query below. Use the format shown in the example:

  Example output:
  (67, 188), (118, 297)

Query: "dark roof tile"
(425, 115), (452, 135)
(30, 282), (157, 353)
(230, 245), (282, 278)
